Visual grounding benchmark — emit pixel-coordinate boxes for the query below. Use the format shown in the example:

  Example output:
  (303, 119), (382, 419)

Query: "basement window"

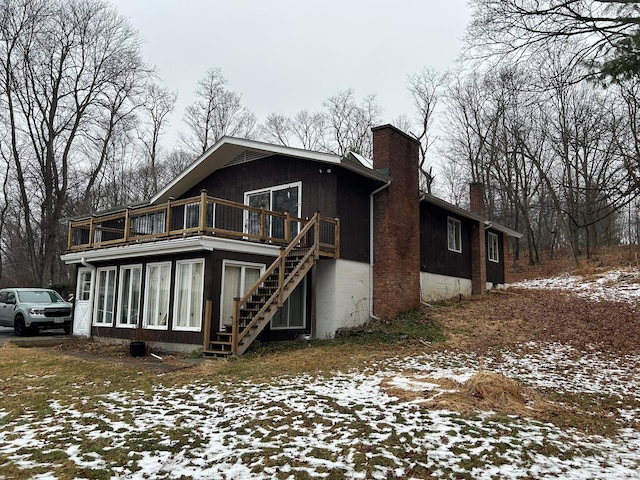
(488, 232), (499, 263)
(447, 217), (462, 253)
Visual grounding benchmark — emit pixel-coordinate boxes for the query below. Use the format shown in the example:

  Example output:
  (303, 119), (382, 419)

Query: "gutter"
(369, 179), (392, 320)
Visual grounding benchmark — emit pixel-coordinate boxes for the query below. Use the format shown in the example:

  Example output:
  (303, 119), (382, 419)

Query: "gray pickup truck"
(0, 288), (72, 336)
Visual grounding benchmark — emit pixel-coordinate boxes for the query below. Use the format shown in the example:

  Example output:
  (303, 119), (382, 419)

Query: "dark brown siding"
(183, 155), (338, 219)
(336, 169), (376, 263)
(486, 229), (505, 285)
(180, 154), (377, 263)
(420, 202), (472, 279)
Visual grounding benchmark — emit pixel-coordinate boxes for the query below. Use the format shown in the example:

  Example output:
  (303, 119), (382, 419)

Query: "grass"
(0, 291), (638, 479)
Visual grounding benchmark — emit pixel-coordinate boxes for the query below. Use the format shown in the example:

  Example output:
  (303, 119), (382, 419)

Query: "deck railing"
(67, 192), (340, 257)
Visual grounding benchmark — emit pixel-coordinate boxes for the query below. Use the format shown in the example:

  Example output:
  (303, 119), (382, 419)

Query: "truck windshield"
(17, 290), (64, 303)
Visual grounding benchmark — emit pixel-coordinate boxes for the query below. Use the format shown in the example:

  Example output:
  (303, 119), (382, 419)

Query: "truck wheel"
(14, 316), (26, 337)
(63, 325), (71, 334)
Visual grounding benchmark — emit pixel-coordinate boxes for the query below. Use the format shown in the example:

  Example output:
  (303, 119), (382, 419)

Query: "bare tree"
(467, 0), (640, 79)
(137, 83), (177, 194)
(260, 113), (292, 146)
(290, 110), (325, 151)
(0, 0), (148, 285)
(182, 68), (257, 154)
(407, 68), (449, 193)
(322, 89), (381, 157)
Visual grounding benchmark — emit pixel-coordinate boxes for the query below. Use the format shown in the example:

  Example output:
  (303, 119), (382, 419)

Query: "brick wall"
(372, 125), (421, 319)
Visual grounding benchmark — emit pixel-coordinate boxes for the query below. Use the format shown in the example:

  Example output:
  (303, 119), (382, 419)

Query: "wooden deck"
(67, 191), (340, 257)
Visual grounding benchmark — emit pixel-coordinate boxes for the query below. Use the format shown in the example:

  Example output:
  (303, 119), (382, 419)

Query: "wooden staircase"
(204, 214), (323, 357)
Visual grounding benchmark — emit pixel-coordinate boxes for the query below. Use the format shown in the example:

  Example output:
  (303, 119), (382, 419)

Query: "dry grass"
(506, 244), (640, 283)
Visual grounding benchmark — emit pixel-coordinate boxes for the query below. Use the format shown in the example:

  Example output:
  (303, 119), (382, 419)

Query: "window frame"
(447, 217), (462, 253)
(243, 181), (302, 237)
(270, 279), (306, 330)
(219, 260), (265, 330)
(172, 258), (205, 332)
(143, 261), (172, 330)
(488, 231), (500, 263)
(78, 270), (92, 302)
(116, 264), (142, 328)
(94, 267), (117, 326)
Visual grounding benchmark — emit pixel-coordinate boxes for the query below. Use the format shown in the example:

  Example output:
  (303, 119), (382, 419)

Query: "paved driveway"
(0, 325), (71, 346)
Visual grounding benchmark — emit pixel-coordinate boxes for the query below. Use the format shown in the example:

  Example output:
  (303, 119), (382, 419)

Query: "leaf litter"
(0, 269), (639, 479)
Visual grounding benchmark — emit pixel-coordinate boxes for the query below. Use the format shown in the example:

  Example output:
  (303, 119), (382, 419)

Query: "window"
(95, 267), (116, 325)
(220, 262), (264, 330)
(488, 232), (499, 263)
(271, 281), (305, 329)
(116, 265), (142, 327)
(173, 259), (205, 331)
(448, 217), (462, 253)
(244, 182), (302, 239)
(78, 270), (92, 301)
(144, 262), (171, 329)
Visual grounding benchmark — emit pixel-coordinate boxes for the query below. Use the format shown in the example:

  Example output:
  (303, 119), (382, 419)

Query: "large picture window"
(143, 262), (171, 329)
(173, 259), (204, 331)
(116, 265), (142, 327)
(488, 232), (499, 263)
(94, 267), (116, 326)
(244, 182), (302, 239)
(448, 217), (462, 253)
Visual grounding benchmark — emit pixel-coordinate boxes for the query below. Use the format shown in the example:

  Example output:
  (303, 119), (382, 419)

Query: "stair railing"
(231, 213), (320, 354)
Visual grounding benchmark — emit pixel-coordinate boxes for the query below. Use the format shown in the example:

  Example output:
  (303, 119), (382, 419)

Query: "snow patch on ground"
(511, 268), (640, 304)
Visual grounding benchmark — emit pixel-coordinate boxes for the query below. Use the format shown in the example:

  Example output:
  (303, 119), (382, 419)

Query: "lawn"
(0, 265), (639, 479)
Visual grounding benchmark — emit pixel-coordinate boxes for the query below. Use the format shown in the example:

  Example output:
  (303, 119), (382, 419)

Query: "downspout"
(369, 180), (392, 320)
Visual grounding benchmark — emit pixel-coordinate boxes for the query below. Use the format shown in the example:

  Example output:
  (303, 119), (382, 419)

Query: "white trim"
(243, 181), (302, 237)
(115, 264), (142, 328)
(488, 231), (500, 263)
(94, 267), (117, 326)
(447, 217), (462, 253)
(61, 235), (281, 264)
(220, 260), (266, 330)
(143, 261), (171, 330)
(172, 258), (205, 332)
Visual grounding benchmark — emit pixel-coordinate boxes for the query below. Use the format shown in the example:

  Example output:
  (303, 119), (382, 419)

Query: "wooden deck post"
(124, 208), (130, 243)
(260, 207), (266, 240)
(165, 197), (173, 236)
(203, 299), (212, 351)
(284, 211), (291, 243)
(199, 189), (208, 232)
(335, 217), (341, 259)
(232, 297), (240, 355)
(89, 216), (95, 246)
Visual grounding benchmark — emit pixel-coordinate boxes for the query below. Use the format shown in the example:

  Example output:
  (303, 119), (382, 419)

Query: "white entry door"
(73, 267), (94, 337)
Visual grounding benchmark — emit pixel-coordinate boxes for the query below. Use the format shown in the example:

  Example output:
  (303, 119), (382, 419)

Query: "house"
(61, 125), (522, 356)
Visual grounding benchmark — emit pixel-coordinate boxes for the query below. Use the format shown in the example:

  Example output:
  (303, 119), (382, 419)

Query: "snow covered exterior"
(61, 124), (521, 354)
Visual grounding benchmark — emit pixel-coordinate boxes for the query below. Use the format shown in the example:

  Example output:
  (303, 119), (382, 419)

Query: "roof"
(151, 137), (390, 204)
(421, 193), (523, 238)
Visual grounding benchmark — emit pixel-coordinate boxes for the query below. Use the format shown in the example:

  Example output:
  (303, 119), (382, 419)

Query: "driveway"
(0, 325), (72, 346)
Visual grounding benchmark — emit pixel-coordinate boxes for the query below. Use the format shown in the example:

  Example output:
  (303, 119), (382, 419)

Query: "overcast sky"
(108, 0), (471, 146)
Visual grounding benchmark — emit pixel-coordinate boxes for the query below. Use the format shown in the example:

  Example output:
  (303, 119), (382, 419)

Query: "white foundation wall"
(420, 272), (473, 302)
(315, 259), (370, 339)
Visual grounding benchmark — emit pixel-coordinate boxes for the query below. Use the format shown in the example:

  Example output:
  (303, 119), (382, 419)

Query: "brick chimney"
(469, 182), (486, 295)
(372, 125), (421, 319)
